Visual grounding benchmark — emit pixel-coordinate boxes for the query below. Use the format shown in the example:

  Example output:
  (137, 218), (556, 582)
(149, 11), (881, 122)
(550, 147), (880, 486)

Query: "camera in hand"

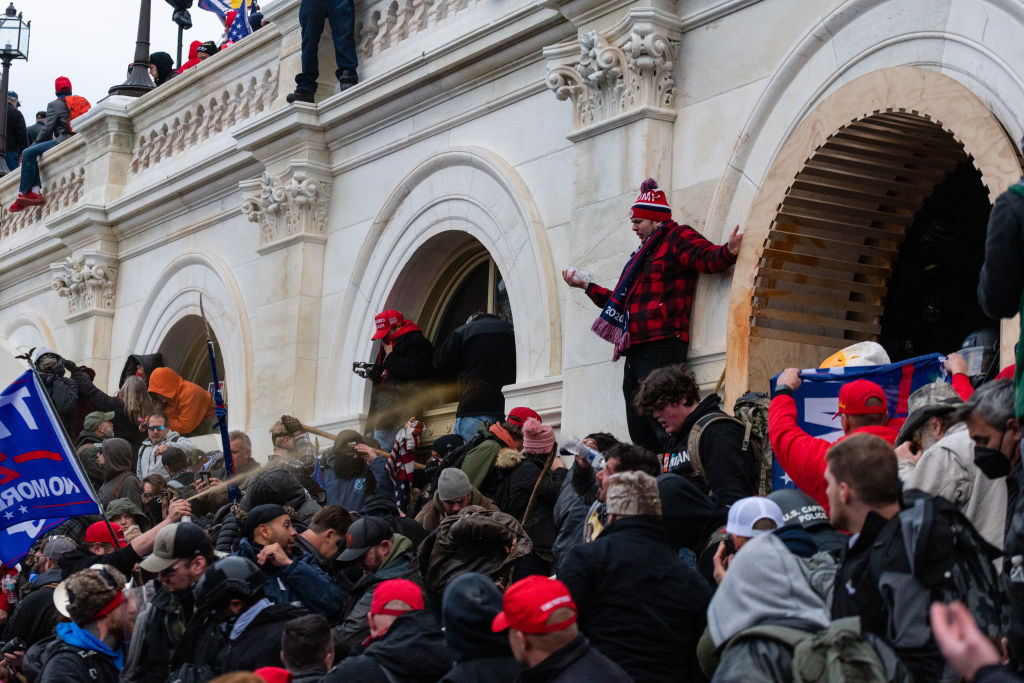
(352, 361), (381, 380)
(2, 638), (26, 655)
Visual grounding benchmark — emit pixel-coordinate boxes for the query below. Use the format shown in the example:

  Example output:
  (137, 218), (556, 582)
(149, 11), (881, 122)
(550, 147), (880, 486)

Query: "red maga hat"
(492, 575), (577, 634)
(371, 578), (424, 615)
(834, 379), (888, 418)
(371, 310), (404, 340)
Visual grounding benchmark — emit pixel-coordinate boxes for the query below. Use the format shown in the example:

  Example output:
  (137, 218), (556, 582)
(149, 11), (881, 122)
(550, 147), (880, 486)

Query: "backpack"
(726, 617), (889, 683)
(868, 492), (1007, 652)
(63, 95), (91, 133)
(686, 391), (774, 496)
(411, 430), (490, 513)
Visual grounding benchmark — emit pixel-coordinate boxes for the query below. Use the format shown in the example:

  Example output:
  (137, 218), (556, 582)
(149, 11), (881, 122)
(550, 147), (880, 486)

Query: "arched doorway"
(156, 315), (224, 435)
(370, 231), (514, 442)
(749, 112), (995, 375)
(726, 67), (1023, 400)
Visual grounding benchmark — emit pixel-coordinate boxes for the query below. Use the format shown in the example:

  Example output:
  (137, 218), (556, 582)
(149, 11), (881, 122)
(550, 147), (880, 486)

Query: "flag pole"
(200, 294), (239, 503)
(22, 361), (118, 548)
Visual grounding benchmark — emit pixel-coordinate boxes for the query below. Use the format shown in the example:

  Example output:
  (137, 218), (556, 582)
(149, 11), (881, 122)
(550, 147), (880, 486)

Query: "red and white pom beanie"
(630, 178), (671, 222)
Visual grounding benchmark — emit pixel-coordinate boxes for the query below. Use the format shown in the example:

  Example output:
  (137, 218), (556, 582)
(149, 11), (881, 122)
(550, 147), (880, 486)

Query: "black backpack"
(411, 430), (490, 513)
(868, 492), (1006, 670)
(685, 392), (774, 496)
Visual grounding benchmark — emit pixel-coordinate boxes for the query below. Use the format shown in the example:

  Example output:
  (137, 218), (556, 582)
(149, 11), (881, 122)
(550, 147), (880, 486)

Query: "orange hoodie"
(148, 367), (215, 435)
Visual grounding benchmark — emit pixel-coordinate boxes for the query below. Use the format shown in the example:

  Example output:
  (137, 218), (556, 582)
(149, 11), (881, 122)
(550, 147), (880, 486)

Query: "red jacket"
(585, 221), (736, 346)
(768, 392), (899, 511)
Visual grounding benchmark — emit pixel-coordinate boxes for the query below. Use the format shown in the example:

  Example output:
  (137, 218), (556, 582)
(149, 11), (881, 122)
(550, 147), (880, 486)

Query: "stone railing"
(355, 0), (483, 63)
(0, 136), (87, 240)
(124, 26), (282, 178)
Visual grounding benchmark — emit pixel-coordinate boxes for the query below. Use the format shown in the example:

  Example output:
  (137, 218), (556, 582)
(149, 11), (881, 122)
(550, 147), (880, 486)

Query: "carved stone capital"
(241, 170), (331, 250)
(544, 11), (679, 131)
(51, 254), (118, 319)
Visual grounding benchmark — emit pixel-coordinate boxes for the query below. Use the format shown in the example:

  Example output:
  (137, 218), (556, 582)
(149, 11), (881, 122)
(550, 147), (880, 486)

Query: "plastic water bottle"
(4, 574), (16, 608)
(563, 436), (605, 469)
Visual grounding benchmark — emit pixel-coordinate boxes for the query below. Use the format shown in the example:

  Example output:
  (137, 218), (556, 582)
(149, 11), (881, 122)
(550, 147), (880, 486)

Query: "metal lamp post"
(0, 3), (29, 175)
(109, 0), (156, 97)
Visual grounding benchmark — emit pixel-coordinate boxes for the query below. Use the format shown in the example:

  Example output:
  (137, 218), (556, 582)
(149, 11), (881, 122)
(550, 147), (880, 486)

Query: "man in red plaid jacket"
(563, 179), (742, 451)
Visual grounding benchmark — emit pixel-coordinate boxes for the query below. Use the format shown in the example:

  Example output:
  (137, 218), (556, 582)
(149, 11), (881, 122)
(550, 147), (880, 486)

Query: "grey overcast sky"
(11, 0), (254, 118)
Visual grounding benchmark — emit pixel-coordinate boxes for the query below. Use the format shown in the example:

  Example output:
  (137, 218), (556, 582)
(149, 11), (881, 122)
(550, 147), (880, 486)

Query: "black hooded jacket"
(517, 635), (631, 683)
(369, 329), (435, 432)
(662, 394), (755, 505)
(3, 567), (62, 647)
(214, 468), (321, 552)
(97, 437), (143, 510)
(148, 52), (177, 86)
(323, 609), (453, 683)
(433, 314), (516, 417)
(220, 603), (310, 673)
(558, 515), (711, 683)
(118, 352), (164, 388)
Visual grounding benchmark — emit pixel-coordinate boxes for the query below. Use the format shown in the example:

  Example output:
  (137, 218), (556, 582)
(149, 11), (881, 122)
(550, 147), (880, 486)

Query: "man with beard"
(316, 430), (393, 510)
(123, 523), (215, 683)
(234, 504), (345, 620)
(37, 566), (133, 683)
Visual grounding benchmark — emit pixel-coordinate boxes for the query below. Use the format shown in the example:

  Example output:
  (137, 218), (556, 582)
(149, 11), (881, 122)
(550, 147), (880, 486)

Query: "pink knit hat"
(521, 418), (555, 453)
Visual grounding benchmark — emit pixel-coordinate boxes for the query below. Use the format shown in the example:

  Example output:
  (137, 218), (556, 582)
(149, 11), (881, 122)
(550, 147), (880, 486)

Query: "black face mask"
(975, 434), (1011, 480)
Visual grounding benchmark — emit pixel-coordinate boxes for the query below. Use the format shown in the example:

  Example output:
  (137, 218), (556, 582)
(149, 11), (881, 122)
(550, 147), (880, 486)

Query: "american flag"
(386, 420), (424, 512)
(197, 0), (232, 21)
(226, 0), (252, 42)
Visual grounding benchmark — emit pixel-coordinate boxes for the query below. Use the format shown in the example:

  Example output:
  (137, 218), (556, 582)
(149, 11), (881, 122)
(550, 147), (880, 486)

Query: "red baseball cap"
(834, 379), (888, 418)
(505, 407), (541, 427)
(83, 521), (125, 546)
(371, 578), (424, 615)
(371, 310), (404, 340)
(491, 575), (577, 634)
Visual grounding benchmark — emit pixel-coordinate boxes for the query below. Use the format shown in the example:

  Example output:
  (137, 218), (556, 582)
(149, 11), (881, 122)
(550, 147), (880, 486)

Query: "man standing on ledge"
(286, 0), (359, 103)
(563, 179), (742, 452)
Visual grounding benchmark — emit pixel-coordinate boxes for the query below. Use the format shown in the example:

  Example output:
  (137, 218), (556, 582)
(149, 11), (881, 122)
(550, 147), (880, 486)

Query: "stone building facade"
(0, 0), (1021, 455)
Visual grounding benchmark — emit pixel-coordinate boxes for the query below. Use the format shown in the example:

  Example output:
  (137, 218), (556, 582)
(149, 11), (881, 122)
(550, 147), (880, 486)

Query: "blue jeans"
(296, 0), (357, 94)
(4, 151), (18, 172)
(19, 139), (58, 193)
(455, 415), (501, 444)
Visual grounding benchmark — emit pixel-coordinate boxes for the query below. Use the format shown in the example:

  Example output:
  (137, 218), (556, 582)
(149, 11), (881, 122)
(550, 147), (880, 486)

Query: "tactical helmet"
(194, 556), (265, 609)
(960, 328), (1000, 386)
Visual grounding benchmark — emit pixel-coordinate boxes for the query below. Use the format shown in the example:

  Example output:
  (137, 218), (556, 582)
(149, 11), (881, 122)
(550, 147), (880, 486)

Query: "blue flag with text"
(769, 353), (947, 490)
(0, 370), (100, 564)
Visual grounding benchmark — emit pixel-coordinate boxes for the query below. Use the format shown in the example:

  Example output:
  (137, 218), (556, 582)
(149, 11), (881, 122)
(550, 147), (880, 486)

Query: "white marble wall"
(1, 0), (1023, 456)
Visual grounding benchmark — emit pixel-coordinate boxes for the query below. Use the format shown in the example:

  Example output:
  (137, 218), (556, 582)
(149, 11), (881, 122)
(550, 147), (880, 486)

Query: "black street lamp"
(0, 2), (29, 175)
(166, 0), (193, 73)
(109, 0), (156, 97)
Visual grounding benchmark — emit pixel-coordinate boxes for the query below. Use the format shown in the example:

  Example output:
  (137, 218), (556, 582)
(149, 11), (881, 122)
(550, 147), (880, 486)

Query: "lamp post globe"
(0, 2), (29, 175)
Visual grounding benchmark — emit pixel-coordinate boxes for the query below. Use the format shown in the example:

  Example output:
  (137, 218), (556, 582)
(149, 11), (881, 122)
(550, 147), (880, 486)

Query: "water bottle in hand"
(564, 436), (605, 470)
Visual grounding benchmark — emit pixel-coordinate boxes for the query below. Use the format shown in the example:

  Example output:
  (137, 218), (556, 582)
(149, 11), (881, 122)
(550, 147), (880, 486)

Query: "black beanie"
(242, 503), (288, 540)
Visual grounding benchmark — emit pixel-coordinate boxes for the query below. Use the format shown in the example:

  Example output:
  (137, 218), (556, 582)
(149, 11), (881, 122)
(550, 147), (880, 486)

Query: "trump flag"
(769, 353), (948, 490)
(0, 368), (100, 564)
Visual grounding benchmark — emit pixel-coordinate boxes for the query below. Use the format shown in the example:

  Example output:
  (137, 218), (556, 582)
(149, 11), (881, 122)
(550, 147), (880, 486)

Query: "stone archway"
(321, 147), (562, 424)
(726, 67), (1023, 399)
(128, 253), (254, 429)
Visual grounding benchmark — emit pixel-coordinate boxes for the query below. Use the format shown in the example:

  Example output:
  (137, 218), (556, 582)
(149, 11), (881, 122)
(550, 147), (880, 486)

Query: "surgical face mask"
(975, 430), (1011, 479)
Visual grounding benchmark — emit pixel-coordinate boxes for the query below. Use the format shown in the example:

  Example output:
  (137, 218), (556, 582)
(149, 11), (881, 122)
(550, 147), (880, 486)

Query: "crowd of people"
(0, 160), (1022, 683)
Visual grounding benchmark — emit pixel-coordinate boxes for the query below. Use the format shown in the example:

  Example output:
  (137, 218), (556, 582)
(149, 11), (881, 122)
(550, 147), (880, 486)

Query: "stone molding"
(240, 170), (331, 250)
(51, 254), (118, 319)
(544, 10), (679, 130)
(130, 68), (280, 175)
(2, 167), (86, 239)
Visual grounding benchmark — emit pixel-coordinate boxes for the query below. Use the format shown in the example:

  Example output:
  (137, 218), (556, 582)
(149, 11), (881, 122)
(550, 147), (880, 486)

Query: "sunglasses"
(147, 425), (167, 431)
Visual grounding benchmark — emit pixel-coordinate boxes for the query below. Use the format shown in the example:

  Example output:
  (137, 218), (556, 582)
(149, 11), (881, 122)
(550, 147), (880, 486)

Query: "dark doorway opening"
(879, 160), (997, 361)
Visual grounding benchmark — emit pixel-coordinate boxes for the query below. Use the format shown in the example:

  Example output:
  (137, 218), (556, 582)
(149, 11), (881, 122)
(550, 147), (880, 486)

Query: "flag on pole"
(0, 365), (101, 564)
(226, 0), (252, 42)
(769, 353), (947, 490)
(197, 0), (232, 21)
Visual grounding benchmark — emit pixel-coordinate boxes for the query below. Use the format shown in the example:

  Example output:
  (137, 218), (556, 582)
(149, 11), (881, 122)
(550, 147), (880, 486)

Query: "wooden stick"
(300, 423), (337, 441)
(520, 448), (558, 530)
